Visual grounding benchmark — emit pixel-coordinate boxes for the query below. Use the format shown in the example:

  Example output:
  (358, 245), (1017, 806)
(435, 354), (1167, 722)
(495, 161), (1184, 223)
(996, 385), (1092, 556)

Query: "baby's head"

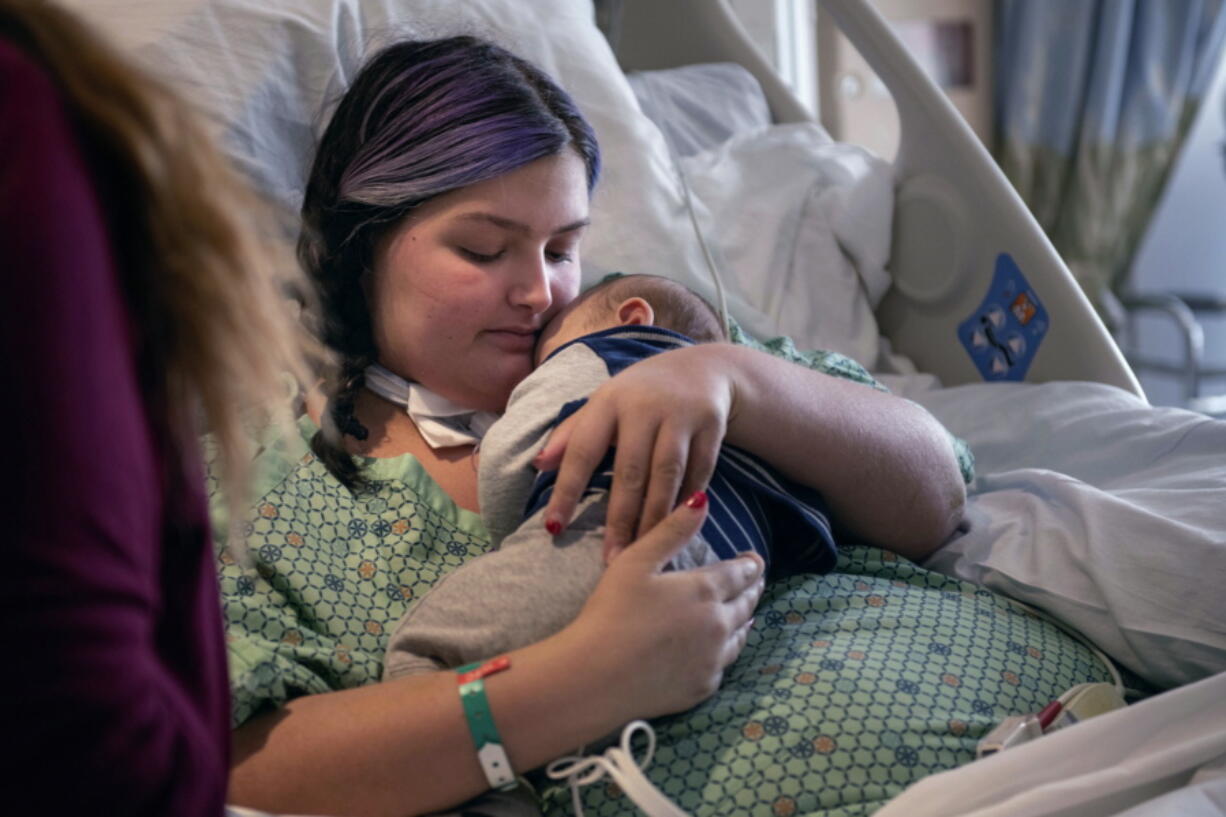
(535, 274), (726, 365)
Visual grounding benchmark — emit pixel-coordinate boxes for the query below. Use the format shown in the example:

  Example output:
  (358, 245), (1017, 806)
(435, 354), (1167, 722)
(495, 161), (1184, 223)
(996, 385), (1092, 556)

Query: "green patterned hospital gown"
(214, 337), (1106, 817)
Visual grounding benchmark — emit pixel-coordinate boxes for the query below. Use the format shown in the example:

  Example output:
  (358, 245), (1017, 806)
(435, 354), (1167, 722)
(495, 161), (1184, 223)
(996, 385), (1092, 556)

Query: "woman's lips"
(483, 328), (538, 353)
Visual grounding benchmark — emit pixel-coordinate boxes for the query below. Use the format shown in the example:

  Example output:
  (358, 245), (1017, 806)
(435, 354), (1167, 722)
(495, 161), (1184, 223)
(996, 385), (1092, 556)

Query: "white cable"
(674, 155), (732, 337)
(546, 720), (693, 817)
(640, 77), (733, 337)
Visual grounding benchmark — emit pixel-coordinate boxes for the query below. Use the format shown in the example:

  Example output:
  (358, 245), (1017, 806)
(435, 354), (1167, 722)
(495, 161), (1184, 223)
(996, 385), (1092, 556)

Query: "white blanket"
(868, 378), (1226, 817)
(875, 670), (1226, 817)
(911, 379), (1226, 691)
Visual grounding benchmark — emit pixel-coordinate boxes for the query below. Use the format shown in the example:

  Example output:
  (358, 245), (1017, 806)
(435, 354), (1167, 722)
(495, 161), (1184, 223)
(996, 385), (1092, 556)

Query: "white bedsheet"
(911, 379), (1226, 691)
(870, 378), (1226, 817)
(875, 670), (1226, 817)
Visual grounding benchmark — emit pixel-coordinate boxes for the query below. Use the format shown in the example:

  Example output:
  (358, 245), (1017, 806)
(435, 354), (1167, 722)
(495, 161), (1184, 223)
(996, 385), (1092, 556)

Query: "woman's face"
(369, 151), (589, 412)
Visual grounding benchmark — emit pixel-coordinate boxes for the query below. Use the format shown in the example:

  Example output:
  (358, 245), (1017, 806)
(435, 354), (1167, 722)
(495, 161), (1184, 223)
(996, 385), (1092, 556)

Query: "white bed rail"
(609, 0), (812, 124)
(613, 0), (1144, 397)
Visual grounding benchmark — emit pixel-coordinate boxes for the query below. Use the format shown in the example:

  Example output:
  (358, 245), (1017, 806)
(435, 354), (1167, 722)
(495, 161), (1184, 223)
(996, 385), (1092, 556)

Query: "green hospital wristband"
(457, 657), (517, 791)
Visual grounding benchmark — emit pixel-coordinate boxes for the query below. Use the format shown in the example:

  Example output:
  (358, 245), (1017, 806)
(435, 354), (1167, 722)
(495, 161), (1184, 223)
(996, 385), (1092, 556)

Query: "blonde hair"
(0, 0), (326, 533)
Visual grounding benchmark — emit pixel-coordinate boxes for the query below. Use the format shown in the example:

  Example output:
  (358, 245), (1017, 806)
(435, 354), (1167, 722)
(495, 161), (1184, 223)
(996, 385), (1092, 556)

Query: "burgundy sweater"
(0, 41), (230, 814)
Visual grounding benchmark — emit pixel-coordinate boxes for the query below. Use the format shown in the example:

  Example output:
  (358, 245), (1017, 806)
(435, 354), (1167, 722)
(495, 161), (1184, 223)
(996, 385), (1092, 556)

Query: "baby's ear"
(616, 297), (654, 326)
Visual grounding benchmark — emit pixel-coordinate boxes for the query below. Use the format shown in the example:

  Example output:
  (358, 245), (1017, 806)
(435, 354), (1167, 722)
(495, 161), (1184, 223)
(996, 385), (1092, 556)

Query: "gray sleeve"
(385, 474), (721, 682)
(478, 344), (614, 547)
(383, 499), (608, 681)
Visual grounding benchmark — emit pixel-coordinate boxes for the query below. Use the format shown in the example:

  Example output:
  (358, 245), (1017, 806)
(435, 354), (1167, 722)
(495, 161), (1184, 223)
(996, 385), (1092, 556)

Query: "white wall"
(817, 0), (993, 160)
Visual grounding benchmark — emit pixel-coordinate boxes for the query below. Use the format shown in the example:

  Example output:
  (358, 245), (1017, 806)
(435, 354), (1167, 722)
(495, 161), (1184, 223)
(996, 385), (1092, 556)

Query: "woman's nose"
(509, 252), (553, 313)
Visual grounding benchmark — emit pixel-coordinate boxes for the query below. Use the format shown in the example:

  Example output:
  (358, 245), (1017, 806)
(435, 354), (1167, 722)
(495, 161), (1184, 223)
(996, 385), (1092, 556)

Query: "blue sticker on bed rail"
(958, 253), (1048, 381)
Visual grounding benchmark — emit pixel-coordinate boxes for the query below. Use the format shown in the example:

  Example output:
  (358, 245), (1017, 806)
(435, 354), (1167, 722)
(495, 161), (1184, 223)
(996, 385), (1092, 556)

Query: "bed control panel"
(957, 253), (1050, 381)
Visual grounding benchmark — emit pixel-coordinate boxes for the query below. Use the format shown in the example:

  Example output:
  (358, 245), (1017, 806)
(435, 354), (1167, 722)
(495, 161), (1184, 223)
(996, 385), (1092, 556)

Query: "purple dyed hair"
(299, 36), (601, 486)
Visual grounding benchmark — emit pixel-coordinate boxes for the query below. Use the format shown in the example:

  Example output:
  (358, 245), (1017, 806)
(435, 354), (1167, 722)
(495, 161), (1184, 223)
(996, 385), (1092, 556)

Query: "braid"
(305, 211), (378, 488)
(310, 351), (370, 491)
(332, 357), (372, 442)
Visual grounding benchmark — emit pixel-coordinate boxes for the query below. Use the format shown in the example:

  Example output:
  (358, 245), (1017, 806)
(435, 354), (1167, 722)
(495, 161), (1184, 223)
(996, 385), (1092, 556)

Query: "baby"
(384, 274), (837, 680)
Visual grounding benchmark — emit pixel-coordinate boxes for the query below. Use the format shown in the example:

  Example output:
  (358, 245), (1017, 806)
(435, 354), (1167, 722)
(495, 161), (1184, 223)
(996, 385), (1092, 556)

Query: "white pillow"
(59, 0), (619, 236)
(63, 0), (891, 362)
(677, 122), (894, 364)
(626, 62), (772, 158)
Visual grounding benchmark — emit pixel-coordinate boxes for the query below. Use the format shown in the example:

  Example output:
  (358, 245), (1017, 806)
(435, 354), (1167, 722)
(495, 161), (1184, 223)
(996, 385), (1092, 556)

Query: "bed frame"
(610, 0), (1144, 398)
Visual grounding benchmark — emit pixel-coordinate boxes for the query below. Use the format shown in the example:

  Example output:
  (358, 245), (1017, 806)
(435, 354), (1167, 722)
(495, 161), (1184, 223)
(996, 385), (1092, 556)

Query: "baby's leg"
(382, 491), (718, 680)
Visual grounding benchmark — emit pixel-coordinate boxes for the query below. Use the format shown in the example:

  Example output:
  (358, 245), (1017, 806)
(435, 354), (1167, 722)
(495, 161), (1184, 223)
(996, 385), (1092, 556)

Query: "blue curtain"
(995, 0), (1226, 320)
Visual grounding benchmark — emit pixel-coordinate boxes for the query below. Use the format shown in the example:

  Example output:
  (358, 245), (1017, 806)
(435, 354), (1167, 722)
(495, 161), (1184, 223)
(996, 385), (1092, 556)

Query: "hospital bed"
(60, 0), (1226, 815)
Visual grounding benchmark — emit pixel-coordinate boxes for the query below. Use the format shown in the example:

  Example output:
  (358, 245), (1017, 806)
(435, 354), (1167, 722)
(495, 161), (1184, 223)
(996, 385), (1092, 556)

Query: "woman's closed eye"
(459, 246), (574, 265)
(459, 246), (505, 263)
(545, 236), (581, 265)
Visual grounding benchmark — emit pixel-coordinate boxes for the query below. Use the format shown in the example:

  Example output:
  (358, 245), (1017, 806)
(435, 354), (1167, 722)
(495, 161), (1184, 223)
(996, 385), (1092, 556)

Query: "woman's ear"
(616, 297), (654, 327)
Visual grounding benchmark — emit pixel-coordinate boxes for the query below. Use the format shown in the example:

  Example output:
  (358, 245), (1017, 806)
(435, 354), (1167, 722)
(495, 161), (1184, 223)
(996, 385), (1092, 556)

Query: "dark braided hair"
(298, 36), (601, 488)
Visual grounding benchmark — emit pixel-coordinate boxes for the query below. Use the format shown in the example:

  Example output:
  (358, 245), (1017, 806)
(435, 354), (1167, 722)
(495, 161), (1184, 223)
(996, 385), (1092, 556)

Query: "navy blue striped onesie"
(524, 326), (837, 577)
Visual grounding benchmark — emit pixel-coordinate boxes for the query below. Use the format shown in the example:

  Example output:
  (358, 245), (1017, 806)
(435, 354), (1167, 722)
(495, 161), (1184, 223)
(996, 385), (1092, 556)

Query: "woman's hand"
(534, 345), (734, 562)
(562, 492), (766, 719)
(538, 343), (966, 561)
(228, 495), (764, 817)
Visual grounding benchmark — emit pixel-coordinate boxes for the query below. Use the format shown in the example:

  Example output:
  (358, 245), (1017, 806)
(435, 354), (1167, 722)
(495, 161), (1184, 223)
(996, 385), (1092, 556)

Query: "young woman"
(0, 0), (318, 813)
(222, 36), (967, 817)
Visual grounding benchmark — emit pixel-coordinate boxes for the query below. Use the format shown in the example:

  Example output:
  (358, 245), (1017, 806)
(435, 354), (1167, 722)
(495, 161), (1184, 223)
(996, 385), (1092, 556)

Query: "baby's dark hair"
(589, 274), (726, 342)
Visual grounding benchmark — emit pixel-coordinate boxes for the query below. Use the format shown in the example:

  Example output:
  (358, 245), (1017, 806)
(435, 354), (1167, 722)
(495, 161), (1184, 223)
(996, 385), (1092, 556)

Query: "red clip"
(1037, 699), (1063, 731)
(457, 655), (511, 686)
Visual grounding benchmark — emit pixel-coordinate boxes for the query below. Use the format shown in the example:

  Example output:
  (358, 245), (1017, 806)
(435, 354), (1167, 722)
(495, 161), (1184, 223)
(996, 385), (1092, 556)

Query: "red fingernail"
(545, 517), (562, 536)
(684, 491), (707, 510)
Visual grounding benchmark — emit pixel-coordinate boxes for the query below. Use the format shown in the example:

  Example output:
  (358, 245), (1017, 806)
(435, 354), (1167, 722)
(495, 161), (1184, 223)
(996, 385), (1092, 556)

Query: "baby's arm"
(479, 344), (613, 546)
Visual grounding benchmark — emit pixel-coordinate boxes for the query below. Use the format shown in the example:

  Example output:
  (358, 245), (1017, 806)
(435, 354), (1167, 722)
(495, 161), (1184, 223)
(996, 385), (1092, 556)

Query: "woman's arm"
(229, 500), (764, 817)
(538, 344), (966, 563)
(721, 345), (966, 560)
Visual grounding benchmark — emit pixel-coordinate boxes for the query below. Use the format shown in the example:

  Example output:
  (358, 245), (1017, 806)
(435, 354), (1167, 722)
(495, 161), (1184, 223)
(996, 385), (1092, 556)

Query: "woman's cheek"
(552, 268), (582, 309)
